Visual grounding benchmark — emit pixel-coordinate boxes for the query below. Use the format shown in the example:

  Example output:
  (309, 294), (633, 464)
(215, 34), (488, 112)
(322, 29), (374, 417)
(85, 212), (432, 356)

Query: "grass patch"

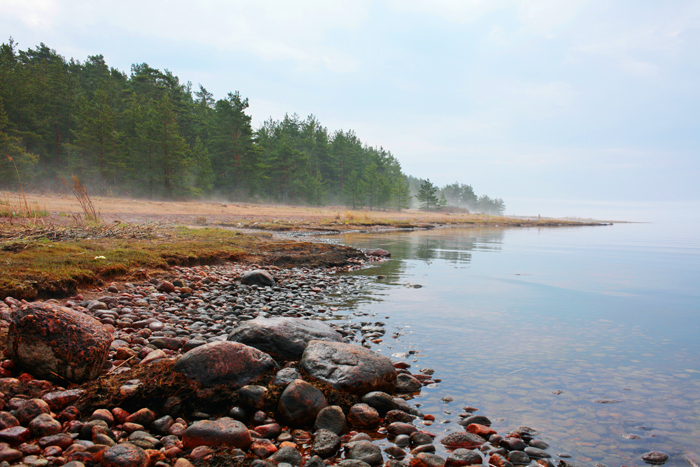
(0, 224), (362, 301)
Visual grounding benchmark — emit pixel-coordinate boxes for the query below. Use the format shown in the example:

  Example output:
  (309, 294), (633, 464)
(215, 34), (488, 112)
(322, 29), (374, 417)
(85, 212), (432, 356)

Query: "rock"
(385, 410), (416, 424)
(394, 434), (410, 446)
(387, 422), (417, 436)
(173, 341), (278, 387)
(346, 440), (383, 466)
(314, 406), (346, 434)
(254, 423), (281, 439)
(446, 448), (482, 467)
(300, 340), (396, 394)
(489, 453), (514, 467)
(102, 443), (149, 467)
(90, 409), (115, 426)
(338, 461), (372, 467)
(508, 451), (530, 465)
(228, 317), (343, 362)
(0, 426), (31, 445)
(182, 418), (252, 450)
(458, 415), (491, 427)
(7, 302), (112, 383)
(501, 437), (527, 451)
(239, 385), (268, 410)
(139, 349), (167, 365)
(274, 367), (302, 386)
(385, 446), (407, 459)
(396, 374), (422, 393)
(269, 445), (302, 466)
(38, 433), (74, 449)
(0, 448), (22, 462)
(126, 409), (155, 427)
(524, 447), (550, 459)
(28, 413), (62, 437)
(466, 423), (496, 438)
(347, 403), (381, 428)
(241, 270), (275, 287)
(411, 432), (433, 446)
(277, 379), (328, 426)
(152, 416), (174, 435)
(305, 456), (326, 467)
(311, 429), (341, 458)
(128, 431), (160, 450)
(410, 453), (445, 467)
(440, 432), (486, 449)
(157, 282), (175, 293)
(641, 452), (669, 465)
(251, 439), (278, 458)
(361, 391), (398, 415)
(366, 249), (391, 258)
(15, 399), (51, 424)
(0, 411), (19, 430)
(42, 389), (86, 412)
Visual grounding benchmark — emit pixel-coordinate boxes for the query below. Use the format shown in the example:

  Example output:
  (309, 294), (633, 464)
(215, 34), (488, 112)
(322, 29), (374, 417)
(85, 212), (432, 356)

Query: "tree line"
(0, 39), (504, 214)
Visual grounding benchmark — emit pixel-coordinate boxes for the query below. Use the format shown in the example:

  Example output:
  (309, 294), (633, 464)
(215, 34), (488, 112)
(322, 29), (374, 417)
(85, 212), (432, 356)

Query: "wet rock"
(529, 439), (549, 450)
(508, 451), (530, 465)
(0, 448), (23, 462)
(314, 405), (346, 434)
(385, 410), (416, 424)
(277, 379), (328, 426)
(524, 447), (550, 459)
(152, 415), (174, 435)
(38, 433), (74, 449)
(269, 445), (302, 466)
(300, 340), (396, 394)
(90, 409), (115, 426)
(641, 452), (669, 465)
(128, 431), (160, 450)
(410, 453), (445, 467)
(241, 270), (275, 287)
(411, 432), (434, 446)
(312, 429), (341, 458)
(446, 448), (482, 467)
(251, 439), (278, 458)
(182, 418), (252, 450)
(440, 432), (486, 450)
(489, 453), (514, 467)
(102, 443), (149, 467)
(305, 455), (326, 467)
(387, 422), (418, 436)
(338, 460), (372, 467)
(396, 374), (422, 393)
(458, 415), (491, 427)
(7, 302), (112, 383)
(0, 412), (19, 430)
(347, 403), (381, 428)
(228, 317), (343, 362)
(173, 341), (278, 387)
(274, 367), (302, 386)
(385, 446), (407, 459)
(254, 423), (281, 439)
(15, 398), (51, 424)
(501, 437), (527, 451)
(28, 413), (62, 437)
(239, 385), (268, 410)
(346, 440), (383, 466)
(361, 391), (398, 415)
(126, 408), (155, 427)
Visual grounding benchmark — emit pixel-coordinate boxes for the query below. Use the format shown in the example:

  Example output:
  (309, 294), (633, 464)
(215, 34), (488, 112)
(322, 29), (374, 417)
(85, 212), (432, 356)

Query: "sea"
(326, 219), (700, 467)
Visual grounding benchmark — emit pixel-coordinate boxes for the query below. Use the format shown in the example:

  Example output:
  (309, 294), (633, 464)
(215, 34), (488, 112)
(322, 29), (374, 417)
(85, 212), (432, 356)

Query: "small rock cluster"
(0, 260), (667, 467)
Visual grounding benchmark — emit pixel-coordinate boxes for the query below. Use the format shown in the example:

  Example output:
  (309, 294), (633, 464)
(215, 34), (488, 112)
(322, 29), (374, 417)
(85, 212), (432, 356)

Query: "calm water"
(331, 223), (700, 466)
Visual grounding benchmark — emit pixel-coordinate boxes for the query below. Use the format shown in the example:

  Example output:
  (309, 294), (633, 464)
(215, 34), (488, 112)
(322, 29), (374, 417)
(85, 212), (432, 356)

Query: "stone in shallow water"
(277, 379), (328, 427)
(641, 452), (669, 465)
(314, 405), (346, 434)
(347, 403), (381, 428)
(300, 340), (396, 394)
(346, 440), (383, 466)
(445, 448), (482, 467)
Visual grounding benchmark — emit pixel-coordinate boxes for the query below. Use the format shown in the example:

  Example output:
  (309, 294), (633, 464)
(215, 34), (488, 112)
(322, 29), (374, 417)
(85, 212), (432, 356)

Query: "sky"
(1, 0), (699, 220)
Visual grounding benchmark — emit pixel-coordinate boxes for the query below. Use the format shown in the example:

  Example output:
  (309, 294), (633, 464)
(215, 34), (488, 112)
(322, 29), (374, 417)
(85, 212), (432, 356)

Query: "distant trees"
(0, 39), (506, 213)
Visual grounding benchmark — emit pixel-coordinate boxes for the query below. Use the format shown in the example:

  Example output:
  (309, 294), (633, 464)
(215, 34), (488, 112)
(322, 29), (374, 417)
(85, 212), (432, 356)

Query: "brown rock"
(277, 379), (328, 427)
(410, 453), (446, 467)
(42, 389), (86, 412)
(466, 423), (496, 438)
(0, 426), (31, 445)
(90, 409), (115, 426)
(101, 443), (149, 467)
(173, 341), (277, 388)
(440, 432), (486, 450)
(14, 398), (51, 424)
(300, 340), (396, 394)
(38, 433), (74, 449)
(0, 412), (19, 430)
(0, 448), (23, 462)
(28, 413), (62, 437)
(182, 418), (252, 450)
(347, 403), (381, 428)
(7, 302), (112, 383)
(125, 408), (155, 427)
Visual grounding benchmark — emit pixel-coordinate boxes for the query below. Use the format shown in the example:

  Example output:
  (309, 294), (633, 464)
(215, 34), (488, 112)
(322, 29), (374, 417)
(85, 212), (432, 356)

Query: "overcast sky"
(2, 0), (699, 220)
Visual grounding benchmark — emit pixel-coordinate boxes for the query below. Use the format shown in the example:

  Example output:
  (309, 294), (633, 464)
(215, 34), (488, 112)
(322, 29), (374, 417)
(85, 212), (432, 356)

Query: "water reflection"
(329, 225), (700, 467)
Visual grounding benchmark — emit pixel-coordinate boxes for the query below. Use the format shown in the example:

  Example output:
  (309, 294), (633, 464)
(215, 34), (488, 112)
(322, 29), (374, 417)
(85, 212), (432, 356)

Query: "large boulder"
(7, 302), (112, 383)
(228, 317), (343, 362)
(300, 340), (396, 394)
(241, 270), (275, 287)
(173, 341), (278, 387)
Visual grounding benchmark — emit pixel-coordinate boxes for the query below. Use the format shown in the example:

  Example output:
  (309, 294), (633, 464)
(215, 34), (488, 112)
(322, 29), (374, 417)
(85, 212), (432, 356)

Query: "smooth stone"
(458, 415), (491, 427)
(277, 379), (328, 427)
(269, 446), (302, 466)
(346, 440), (383, 466)
(314, 406), (346, 435)
(446, 448), (483, 467)
(409, 453), (445, 467)
(508, 451), (530, 465)
(101, 443), (149, 467)
(241, 270), (275, 287)
(239, 385), (268, 410)
(28, 413), (62, 437)
(361, 391), (398, 415)
(524, 447), (550, 459)
(641, 452), (669, 465)
(347, 403), (381, 428)
(396, 374), (422, 393)
(182, 418), (252, 450)
(440, 432), (486, 450)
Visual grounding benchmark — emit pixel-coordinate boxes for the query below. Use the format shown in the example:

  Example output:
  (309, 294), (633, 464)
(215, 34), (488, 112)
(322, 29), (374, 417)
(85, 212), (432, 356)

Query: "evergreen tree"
(416, 179), (439, 211)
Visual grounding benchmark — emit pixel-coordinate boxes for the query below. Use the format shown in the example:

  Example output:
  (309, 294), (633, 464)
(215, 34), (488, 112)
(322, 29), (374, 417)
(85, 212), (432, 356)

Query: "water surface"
(332, 223), (700, 466)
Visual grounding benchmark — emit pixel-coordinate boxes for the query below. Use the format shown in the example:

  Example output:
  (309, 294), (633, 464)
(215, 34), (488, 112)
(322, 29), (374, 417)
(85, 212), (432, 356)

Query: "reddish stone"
(410, 453), (446, 467)
(0, 412), (19, 430)
(28, 413), (62, 437)
(18, 442), (41, 455)
(347, 403), (381, 428)
(42, 389), (86, 412)
(101, 443), (149, 467)
(489, 454), (509, 467)
(111, 408), (129, 424)
(440, 432), (486, 450)
(168, 423), (186, 437)
(58, 406), (80, 422)
(145, 449), (166, 465)
(182, 418), (252, 450)
(173, 342), (278, 388)
(0, 426), (31, 445)
(90, 409), (115, 426)
(163, 446), (183, 458)
(466, 424), (496, 438)
(14, 398), (51, 424)
(125, 408), (155, 427)
(277, 380), (328, 427)
(189, 446), (213, 460)
(387, 422), (418, 436)
(254, 423), (281, 439)
(251, 439), (278, 458)
(7, 302), (113, 383)
(38, 433), (74, 449)
(44, 446), (63, 457)
(122, 422), (145, 433)
(0, 448), (22, 462)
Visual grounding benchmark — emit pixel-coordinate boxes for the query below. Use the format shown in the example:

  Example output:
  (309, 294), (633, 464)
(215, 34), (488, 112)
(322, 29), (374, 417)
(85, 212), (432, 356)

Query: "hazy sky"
(2, 0), (699, 219)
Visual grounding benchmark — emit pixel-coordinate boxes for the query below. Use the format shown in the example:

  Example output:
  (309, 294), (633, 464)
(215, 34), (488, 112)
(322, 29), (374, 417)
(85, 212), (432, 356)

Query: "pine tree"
(416, 179), (439, 211)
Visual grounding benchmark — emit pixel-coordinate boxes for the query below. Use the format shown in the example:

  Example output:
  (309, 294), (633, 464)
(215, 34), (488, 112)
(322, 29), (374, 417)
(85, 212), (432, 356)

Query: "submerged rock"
(300, 340), (397, 394)
(228, 317), (343, 362)
(173, 341), (278, 387)
(7, 302), (112, 383)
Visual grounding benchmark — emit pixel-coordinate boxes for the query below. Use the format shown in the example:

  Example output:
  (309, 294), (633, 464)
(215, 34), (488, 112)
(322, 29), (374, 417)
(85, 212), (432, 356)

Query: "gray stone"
(314, 406), (346, 434)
